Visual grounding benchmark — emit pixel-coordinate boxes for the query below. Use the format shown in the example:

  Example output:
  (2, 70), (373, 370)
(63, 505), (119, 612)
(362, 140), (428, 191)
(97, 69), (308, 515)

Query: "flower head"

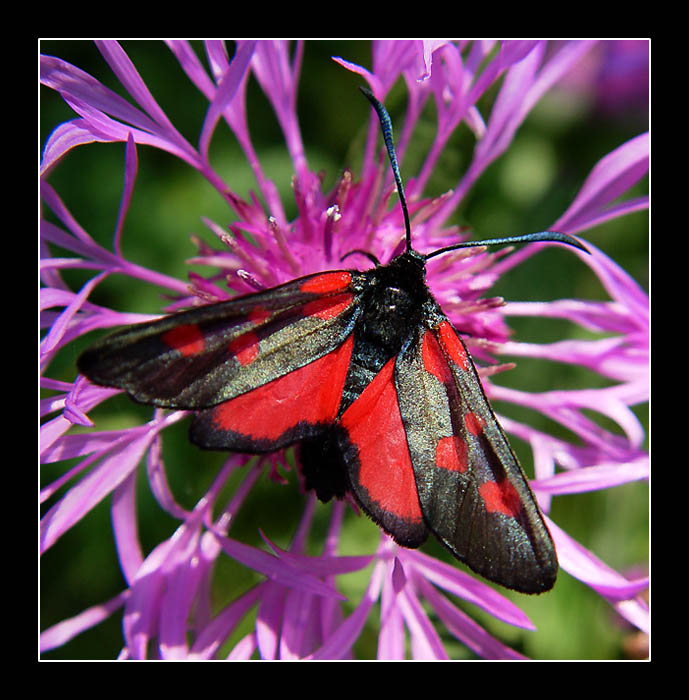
(41, 40), (648, 659)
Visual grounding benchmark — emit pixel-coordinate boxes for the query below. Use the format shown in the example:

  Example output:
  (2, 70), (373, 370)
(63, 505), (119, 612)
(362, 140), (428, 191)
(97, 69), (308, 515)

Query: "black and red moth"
(78, 88), (588, 594)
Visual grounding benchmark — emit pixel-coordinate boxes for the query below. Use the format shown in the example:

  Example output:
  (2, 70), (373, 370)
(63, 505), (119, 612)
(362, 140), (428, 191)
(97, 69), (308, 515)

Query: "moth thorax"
(362, 284), (422, 348)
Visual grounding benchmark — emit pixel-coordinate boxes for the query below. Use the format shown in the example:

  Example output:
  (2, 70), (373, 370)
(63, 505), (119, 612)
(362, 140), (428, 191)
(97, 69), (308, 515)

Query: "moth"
(79, 88), (587, 593)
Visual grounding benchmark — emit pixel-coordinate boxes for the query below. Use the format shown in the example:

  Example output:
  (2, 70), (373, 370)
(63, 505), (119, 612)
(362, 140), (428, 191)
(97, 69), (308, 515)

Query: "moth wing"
(336, 357), (429, 549)
(394, 319), (557, 593)
(78, 270), (361, 410)
(190, 334), (354, 452)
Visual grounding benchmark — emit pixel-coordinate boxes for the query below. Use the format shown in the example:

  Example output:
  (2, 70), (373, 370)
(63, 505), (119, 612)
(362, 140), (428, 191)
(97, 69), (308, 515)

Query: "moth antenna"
(423, 230), (590, 260)
(360, 88), (589, 261)
(340, 249), (381, 267)
(360, 87), (413, 253)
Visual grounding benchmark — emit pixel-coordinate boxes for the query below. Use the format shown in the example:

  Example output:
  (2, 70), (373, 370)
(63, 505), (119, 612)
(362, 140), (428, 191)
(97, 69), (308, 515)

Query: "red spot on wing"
(478, 479), (522, 517)
(161, 324), (204, 357)
(227, 307), (273, 366)
(464, 412), (485, 436)
(436, 321), (468, 370)
(341, 359), (423, 524)
(228, 331), (260, 366)
(302, 293), (354, 320)
(300, 271), (352, 295)
(248, 307), (271, 324)
(421, 330), (454, 383)
(210, 335), (354, 440)
(435, 435), (468, 472)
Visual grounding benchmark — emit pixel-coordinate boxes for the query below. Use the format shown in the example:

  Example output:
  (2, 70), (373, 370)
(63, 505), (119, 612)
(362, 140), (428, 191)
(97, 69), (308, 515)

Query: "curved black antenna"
(424, 230), (590, 259)
(360, 87), (412, 253)
(341, 248), (381, 267)
(361, 87), (589, 260)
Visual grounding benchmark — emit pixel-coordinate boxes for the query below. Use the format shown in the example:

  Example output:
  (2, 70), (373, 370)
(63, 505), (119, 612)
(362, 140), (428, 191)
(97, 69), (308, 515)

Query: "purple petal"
(397, 584), (449, 659)
(123, 535), (181, 658)
(41, 118), (116, 174)
(416, 577), (527, 659)
(95, 40), (175, 130)
(40, 54), (159, 131)
(331, 55), (384, 97)
(212, 530), (346, 600)
(111, 471), (144, 585)
(555, 132), (649, 234)
(159, 535), (207, 659)
(199, 40), (255, 161)
(166, 40), (217, 97)
(418, 40), (450, 80)
(227, 632), (258, 659)
(259, 532), (374, 576)
(40, 51), (200, 169)
(256, 583), (284, 659)
(402, 549), (535, 630)
(308, 560), (385, 659)
(549, 519), (649, 607)
(534, 457), (648, 494)
(378, 559), (406, 659)
(40, 383), (120, 460)
(113, 133), (138, 255)
(579, 242), (649, 320)
(40, 590), (129, 652)
(280, 588), (325, 659)
(40, 426), (158, 553)
(189, 585), (262, 659)
(42, 271), (108, 354)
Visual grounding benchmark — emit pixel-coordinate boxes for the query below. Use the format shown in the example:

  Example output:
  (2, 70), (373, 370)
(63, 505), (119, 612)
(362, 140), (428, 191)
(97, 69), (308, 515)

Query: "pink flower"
(41, 40), (648, 659)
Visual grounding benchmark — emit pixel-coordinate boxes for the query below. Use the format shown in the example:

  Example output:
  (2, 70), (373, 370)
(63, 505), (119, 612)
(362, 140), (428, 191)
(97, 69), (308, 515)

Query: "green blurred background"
(40, 40), (648, 660)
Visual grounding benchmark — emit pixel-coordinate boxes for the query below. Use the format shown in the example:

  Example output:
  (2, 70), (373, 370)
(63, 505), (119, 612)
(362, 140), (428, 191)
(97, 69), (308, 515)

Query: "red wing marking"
(341, 358), (423, 524)
(478, 479), (522, 517)
(228, 331), (260, 366)
(209, 335), (354, 441)
(299, 271), (352, 294)
(227, 307), (272, 365)
(435, 435), (468, 473)
(161, 324), (205, 357)
(421, 328), (454, 383)
(248, 307), (271, 324)
(436, 320), (468, 370)
(226, 293), (354, 367)
(302, 293), (354, 320)
(464, 412), (486, 436)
